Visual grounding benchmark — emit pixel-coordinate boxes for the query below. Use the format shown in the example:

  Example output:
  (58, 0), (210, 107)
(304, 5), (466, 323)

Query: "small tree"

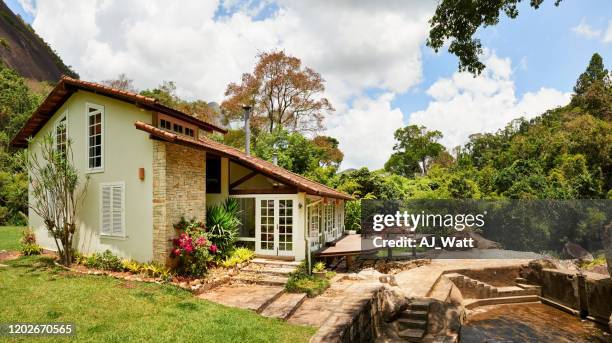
(23, 133), (88, 266)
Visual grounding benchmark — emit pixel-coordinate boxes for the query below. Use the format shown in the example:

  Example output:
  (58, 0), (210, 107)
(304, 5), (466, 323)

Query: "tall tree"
(573, 53), (609, 96)
(385, 125), (445, 177)
(427, 0), (562, 75)
(222, 51), (334, 133)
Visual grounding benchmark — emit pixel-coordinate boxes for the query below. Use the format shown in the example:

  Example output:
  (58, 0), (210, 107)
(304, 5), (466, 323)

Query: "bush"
(121, 259), (143, 274)
(312, 261), (326, 273)
(286, 262), (332, 297)
(286, 274), (330, 298)
(171, 218), (215, 276)
(140, 262), (173, 281)
(20, 229), (42, 256)
(85, 250), (123, 271)
(221, 247), (255, 268)
(206, 198), (241, 258)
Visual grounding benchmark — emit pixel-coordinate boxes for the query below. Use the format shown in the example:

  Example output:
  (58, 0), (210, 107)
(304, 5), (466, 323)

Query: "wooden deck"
(314, 234), (379, 269)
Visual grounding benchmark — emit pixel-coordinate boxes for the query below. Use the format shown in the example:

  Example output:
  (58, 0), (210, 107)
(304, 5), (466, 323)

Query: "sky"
(6, 0), (612, 170)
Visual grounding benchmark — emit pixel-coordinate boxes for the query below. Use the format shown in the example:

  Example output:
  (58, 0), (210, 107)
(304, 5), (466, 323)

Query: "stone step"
(408, 301), (431, 311)
(241, 266), (296, 276)
(515, 277), (529, 284)
(233, 272), (289, 286)
(399, 310), (428, 320)
(464, 295), (540, 309)
(396, 318), (427, 330)
(251, 258), (301, 269)
(260, 292), (307, 320)
(398, 328), (426, 342)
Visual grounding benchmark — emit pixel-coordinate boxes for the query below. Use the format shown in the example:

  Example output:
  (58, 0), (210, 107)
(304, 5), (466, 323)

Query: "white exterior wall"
(28, 91), (154, 262)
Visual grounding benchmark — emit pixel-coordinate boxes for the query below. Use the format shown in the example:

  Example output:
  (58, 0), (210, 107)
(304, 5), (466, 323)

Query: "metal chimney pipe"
(242, 105), (252, 156)
(272, 152), (278, 165)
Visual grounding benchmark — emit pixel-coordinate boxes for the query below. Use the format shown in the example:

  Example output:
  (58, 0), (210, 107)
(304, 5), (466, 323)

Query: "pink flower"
(209, 244), (218, 253)
(196, 236), (206, 246)
(171, 248), (180, 257)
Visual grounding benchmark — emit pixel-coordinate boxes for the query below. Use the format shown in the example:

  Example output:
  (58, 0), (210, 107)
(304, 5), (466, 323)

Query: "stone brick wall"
(152, 141), (206, 264)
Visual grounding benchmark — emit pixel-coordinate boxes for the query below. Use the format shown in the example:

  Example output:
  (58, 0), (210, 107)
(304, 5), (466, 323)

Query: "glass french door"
(256, 198), (294, 256)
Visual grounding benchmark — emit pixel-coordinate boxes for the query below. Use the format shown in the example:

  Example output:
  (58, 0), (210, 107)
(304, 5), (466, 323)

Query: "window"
(55, 115), (67, 156)
(235, 197), (255, 238)
(160, 119), (171, 130)
(173, 123), (183, 134)
(308, 203), (321, 249)
(206, 156), (221, 193)
(100, 182), (125, 237)
(185, 127), (194, 137)
(86, 104), (104, 171)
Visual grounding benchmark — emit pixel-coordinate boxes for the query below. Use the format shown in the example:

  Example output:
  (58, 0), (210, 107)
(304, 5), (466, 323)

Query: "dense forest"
(0, 53), (610, 228)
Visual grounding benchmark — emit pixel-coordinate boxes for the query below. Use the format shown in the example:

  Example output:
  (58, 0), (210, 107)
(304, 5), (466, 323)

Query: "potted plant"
(312, 261), (327, 279)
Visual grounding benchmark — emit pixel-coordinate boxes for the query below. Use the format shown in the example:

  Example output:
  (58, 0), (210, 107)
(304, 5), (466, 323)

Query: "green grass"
(0, 226), (24, 251)
(0, 256), (316, 342)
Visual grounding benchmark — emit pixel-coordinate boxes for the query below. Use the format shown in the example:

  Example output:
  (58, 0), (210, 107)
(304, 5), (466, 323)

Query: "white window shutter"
(100, 183), (125, 237)
(101, 185), (112, 235)
(111, 185), (124, 236)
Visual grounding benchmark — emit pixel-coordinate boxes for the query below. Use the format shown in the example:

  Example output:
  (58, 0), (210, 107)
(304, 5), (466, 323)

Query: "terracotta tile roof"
(10, 76), (226, 147)
(134, 121), (353, 200)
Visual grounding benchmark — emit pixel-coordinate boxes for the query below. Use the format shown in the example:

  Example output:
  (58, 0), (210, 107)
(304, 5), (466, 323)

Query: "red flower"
(171, 248), (180, 257)
(196, 236), (206, 246)
(209, 244), (218, 253)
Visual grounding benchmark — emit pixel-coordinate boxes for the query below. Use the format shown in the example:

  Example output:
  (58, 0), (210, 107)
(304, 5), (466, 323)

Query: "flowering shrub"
(20, 229), (43, 256)
(171, 218), (217, 276)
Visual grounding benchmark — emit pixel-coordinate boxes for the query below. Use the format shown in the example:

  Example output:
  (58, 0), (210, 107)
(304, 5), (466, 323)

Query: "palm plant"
(206, 198), (241, 257)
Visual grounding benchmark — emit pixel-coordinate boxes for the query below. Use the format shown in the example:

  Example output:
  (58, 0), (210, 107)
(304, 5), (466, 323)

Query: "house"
(11, 76), (352, 264)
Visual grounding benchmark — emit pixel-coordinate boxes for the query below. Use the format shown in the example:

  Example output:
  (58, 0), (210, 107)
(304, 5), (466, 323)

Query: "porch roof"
(11, 76), (227, 148)
(134, 121), (353, 200)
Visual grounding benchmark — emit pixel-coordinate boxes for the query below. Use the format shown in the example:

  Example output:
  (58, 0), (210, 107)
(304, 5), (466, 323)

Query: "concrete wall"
(540, 269), (612, 325)
(152, 141), (206, 264)
(28, 90), (154, 262)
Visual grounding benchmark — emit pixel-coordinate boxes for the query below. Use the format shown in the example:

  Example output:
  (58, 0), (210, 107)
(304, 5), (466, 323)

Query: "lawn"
(0, 255), (316, 342)
(0, 226), (24, 251)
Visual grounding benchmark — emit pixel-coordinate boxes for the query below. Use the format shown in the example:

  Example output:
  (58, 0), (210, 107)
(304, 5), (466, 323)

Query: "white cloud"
(571, 19), (612, 44)
(572, 20), (602, 39)
(326, 93), (404, 170)
(408, 52), (572, 150)
(603, 20), (612, 43)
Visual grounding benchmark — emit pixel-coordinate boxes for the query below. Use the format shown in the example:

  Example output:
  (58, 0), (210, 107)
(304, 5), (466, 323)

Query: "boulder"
(520, 258), (558, 285)
(427, 299), (464, 336)
(563, 242), (594, 262)
(376, 285), (409, 322)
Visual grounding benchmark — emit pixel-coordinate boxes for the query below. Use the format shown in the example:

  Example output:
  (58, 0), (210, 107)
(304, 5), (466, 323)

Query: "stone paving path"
(197, 258), (304, 319)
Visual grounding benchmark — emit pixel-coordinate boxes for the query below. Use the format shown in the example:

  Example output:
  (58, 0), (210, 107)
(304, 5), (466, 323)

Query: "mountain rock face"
(0, 0), (77, 82)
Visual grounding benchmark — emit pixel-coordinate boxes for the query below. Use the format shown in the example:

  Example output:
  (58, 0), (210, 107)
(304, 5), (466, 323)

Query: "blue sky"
(393, 0), (612, 120)
(4, 0), (611, 169)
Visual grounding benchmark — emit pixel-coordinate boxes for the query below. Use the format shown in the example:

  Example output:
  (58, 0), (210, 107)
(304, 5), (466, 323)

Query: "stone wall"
(152, 141), (206, 264)
(539, 268), (612, 325)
